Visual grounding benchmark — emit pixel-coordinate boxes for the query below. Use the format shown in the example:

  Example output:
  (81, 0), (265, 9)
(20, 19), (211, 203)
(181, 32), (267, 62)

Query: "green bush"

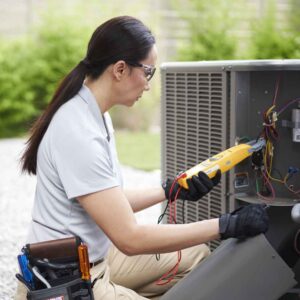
(249, 0), (294, 59)
(0, 14), (160, 137)
(287, 0), (300, 58)
(0, 16), (89, 137)
(115, 130), (160, 171)
(175, 0), (238, 61)
(249, 0), (300, 59)
(173, 0), (300, 61)
(0, 38), (36, 136)
(289, 0), (300, 32)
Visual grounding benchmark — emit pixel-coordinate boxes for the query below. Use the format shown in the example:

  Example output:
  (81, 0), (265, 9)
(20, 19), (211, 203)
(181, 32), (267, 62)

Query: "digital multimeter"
(177, 138), (266, 189)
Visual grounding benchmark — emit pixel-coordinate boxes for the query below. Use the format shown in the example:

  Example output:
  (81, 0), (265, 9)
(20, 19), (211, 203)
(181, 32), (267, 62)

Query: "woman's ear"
(112, 60), (127, 81)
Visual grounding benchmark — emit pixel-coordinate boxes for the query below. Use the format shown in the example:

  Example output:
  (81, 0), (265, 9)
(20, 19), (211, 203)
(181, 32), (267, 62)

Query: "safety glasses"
(126, 61), (156, 81)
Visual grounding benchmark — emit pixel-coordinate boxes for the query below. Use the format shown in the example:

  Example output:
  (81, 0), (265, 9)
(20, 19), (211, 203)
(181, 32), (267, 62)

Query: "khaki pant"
(15, 243), (210, 300)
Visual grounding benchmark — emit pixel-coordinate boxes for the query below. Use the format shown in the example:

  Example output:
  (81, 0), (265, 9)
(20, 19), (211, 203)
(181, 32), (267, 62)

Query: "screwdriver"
(78, 243), (91, 281)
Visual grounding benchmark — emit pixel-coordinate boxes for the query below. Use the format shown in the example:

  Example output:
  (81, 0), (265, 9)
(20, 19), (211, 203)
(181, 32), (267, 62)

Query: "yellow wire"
(266, 105), (276, 116)
(264, 140), (285, 184)
(283, 174), (289, 184)
(263, 105), (279, 182)
(261, 105), (299, 196)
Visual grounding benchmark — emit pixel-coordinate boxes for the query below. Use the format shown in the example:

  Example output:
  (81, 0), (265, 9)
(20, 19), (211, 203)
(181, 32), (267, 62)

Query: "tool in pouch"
(16, 236), (95, 300)
(177, 138), (266, 189)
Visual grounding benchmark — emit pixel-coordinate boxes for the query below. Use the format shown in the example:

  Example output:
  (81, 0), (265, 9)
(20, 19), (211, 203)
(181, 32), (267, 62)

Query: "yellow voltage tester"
(177, 138), (266, 189)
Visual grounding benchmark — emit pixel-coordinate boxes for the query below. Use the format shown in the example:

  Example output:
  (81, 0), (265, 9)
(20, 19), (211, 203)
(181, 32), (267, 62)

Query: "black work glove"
(219, 204), (269, 240)
(162, 170), (221, 201)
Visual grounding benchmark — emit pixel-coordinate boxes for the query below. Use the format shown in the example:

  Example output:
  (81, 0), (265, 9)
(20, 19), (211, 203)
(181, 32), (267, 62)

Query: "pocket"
(27, 278), (94, 300)
(91, 261), (107, 287)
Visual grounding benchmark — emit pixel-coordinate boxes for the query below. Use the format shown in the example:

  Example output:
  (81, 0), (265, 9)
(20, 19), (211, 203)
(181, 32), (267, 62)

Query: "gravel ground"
(0, 138), (161, 299)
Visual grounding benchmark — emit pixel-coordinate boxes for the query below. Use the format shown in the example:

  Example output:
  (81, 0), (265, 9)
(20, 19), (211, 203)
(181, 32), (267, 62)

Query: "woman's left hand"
(162, 170), (221, 202)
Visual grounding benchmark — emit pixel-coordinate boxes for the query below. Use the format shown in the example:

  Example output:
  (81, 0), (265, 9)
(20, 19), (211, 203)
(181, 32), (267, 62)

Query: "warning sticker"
(205, 164), (220, 175)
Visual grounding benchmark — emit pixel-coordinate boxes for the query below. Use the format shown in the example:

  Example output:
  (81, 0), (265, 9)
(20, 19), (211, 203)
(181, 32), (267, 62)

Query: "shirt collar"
(77, 84), (109, 139)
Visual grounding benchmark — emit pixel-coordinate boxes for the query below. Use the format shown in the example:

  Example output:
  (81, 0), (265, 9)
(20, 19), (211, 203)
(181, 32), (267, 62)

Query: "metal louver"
(161, 64), (228, 250)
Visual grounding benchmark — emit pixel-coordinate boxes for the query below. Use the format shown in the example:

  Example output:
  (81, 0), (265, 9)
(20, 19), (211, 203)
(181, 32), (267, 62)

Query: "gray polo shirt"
(27, 85), (123, 262)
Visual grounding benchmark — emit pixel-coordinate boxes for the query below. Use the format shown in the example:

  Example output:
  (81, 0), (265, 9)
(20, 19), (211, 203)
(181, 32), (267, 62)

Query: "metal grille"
(162, 69), (227, 250)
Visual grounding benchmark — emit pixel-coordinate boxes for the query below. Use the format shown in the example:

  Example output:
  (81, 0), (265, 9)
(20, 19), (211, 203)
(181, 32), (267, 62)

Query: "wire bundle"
(156, 177), (182, 285)
(255, 75), (280, 201)
(256, 75), (300, 201)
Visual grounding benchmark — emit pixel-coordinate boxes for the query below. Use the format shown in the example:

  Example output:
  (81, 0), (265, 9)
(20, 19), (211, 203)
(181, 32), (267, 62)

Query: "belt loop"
(90, 257), (104, 268)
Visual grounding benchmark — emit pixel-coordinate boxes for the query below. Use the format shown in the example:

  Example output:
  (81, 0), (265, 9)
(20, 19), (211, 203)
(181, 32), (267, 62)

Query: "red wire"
(156, 250), (182, 285)
(168, 198), (172, 224)
(272, 75), (280, 106)
(156, 179), (183, 285)
(173, 187), (181, 221)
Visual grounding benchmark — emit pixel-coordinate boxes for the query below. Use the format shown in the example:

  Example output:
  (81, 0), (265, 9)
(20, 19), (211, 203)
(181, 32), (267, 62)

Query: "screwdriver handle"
(78, 244), (91, 281)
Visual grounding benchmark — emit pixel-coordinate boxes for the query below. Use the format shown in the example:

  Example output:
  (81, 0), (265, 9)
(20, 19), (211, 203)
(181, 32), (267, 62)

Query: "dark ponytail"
(21, 16), (155, 175)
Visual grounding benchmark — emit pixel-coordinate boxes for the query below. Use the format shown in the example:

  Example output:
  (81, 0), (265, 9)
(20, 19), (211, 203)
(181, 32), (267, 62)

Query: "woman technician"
(17, 16), (268, 299)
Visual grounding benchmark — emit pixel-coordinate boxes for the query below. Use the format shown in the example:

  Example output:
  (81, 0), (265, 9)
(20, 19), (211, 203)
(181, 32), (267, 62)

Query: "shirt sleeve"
(53, 132), (119, 199)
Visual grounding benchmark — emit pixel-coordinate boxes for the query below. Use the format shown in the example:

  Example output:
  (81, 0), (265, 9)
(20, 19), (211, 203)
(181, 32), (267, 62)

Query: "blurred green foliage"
(288, 0), (300, 58)
(0, 16), (89, 137)
(0, 38), (35, 136)
(249, 0), (300, 59)
(2, 0), (300, 138)
(0, 5), (159, 137)
(174, 0), (238, 61)
(115, 130), (160, 171)
(110, 82), (160, 131)
(174, 0), (300, 61)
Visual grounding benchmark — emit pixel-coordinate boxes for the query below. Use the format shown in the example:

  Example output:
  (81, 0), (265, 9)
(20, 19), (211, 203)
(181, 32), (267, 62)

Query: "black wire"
(157, 201), (170, 225)
(155, 200), (178, 261)
(182, 200), (186, 224)
(156, 201), (169, 261)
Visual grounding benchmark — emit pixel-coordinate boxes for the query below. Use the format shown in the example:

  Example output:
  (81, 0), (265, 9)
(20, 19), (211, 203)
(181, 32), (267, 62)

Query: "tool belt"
(16, 236), (94, 300)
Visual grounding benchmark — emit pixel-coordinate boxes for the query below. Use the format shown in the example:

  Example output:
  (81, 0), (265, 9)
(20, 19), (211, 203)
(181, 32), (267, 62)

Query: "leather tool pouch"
(26, 236), (81, 262)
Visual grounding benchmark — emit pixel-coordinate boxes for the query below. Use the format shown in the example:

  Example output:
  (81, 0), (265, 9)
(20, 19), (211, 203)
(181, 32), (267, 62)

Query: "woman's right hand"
(219, 204), (269, 240)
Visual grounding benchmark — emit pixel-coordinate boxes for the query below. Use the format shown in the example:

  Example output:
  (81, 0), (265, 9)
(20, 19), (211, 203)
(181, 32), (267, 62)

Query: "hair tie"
(80, 58), (91, 69)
